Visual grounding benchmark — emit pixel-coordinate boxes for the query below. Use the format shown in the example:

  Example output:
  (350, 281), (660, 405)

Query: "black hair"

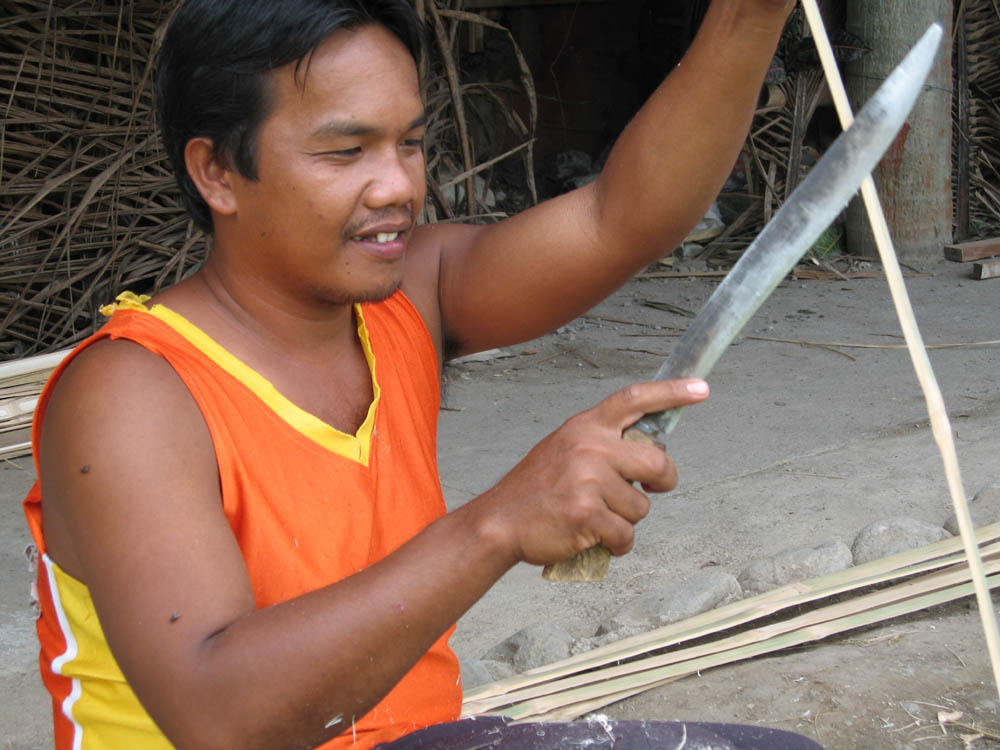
(156, 0), (424, 233)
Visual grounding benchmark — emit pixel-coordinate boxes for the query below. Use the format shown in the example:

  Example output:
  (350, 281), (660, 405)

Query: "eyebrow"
(308, 111), (428, 141)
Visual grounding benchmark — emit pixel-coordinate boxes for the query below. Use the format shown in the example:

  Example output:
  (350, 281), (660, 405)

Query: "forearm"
(594, 0), (791, 257)
(153, 503), (512, 749)
(150, 379), (708, 748)
(434, 1), (791, 358)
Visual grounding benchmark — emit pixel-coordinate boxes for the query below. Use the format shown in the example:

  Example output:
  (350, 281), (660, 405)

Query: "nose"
(364, 148), (423, 209)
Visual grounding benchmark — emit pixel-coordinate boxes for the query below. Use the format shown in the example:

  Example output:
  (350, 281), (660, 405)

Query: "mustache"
(342, 207), (413, 238)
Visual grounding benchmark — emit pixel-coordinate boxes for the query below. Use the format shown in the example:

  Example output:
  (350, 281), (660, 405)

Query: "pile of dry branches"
(1, 2), (196, 361)
(416, 1), (537, 223)
(2, 1), (998, 361)
(0, 0), (537, 361)
(698, 5), (843, 267)
(961, 0), (1000, 234)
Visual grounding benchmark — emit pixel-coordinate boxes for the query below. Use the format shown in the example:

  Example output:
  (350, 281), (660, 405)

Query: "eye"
(401, 136), (424, 151)
(326, 147), (362, 158)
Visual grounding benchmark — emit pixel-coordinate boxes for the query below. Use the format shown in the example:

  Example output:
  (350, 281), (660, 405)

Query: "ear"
(184, 137), (239, 219)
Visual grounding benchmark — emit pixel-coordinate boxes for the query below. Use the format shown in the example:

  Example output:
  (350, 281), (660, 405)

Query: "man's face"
(224, 23), (427, 307)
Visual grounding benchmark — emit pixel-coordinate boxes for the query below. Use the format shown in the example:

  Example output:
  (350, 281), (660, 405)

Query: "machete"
(543, 23), (943, 582)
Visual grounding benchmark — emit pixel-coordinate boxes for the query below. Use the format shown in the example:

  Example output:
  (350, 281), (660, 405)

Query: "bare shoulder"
(401, 222), (479, 357)
(402, 221), (489, 358)
(48, 335), (193, 400)
(41, 335), (211, 465)
(39, 336), (220, 581)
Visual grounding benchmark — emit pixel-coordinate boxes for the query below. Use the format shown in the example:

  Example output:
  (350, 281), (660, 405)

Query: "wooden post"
(843, 1), (953, 261)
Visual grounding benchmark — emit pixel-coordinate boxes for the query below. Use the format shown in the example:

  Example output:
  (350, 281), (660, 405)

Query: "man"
(23, 0), (795, 747)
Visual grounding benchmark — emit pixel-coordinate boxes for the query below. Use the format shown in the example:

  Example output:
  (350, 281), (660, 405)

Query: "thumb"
(596, 379), (709, 432)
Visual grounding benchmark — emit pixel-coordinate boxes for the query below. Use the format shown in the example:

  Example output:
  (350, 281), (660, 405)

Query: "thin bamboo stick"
(747, 335), (1000, 351)
(800, 0), (1000, 702)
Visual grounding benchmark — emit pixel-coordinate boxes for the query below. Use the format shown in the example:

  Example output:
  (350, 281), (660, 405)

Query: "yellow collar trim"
(104, 294), (379, 465)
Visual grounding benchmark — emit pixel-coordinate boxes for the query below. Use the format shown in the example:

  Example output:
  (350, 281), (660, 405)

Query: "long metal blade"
(633, 23), (942, 443)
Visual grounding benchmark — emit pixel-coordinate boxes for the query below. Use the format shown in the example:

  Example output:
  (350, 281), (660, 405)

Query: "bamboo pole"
(800, 0), (1000, 702)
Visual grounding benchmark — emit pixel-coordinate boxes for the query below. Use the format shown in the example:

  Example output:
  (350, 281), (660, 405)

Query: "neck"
(190, 255), (362, 363)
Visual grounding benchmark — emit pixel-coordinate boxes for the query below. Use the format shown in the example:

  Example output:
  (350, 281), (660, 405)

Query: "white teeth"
(350, 232), (400, 243)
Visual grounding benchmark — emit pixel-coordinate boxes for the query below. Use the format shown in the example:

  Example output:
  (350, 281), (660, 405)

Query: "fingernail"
(686, 380), (709, 396)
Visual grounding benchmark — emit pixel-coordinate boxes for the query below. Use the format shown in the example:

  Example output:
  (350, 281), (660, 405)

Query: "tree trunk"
(844, 0), (953, 262)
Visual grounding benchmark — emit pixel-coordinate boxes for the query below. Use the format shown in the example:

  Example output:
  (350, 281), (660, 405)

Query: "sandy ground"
(2, 259), (999, 749)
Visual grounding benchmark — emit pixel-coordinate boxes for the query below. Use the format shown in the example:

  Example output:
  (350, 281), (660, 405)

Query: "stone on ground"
(459, 658), (515, 690)
(481, 622), (577, 672)
(596, 570), (742, 637)
(738, 540), (853, 595)
(851, 517), (951, 565)
(943, 484), (1000, 535)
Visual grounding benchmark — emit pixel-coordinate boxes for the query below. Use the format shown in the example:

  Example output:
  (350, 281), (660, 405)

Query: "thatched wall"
(2, 2), (189, 359)
(2, 1), (998, 361)
(0, 0), (537, 360)
(958, 0), (1000, 235)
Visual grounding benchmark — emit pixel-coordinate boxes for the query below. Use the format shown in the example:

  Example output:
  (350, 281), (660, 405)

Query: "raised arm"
(428, 0), (793, 358)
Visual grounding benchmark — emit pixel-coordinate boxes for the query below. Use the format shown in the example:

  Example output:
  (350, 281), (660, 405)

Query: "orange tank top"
(23, 290), (461, 749)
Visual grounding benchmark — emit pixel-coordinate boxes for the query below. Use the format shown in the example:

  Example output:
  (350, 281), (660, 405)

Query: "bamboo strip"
(438, 140), (534, 190)
(0, 442), (32, 460)
(747, 335), (1000, 351)
(514, 675), (684, 725)
(478, 549), (1000, 716)
(492, 569), (1000, 722)
(463, 525), (1000, 709)
(464, 546), (1000, 715)
(0, 348), (69, 381)
(801, 1), (1000, 702)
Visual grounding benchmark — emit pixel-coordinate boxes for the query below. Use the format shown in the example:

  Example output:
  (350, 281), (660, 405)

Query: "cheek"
(409, 161), (428, 205)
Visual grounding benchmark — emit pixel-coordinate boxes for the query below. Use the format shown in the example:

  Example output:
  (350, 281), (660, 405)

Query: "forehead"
(268, 24), (422, 126)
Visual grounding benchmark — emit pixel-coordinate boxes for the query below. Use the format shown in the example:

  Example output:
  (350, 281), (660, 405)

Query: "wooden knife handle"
(541, 424), (665, 582)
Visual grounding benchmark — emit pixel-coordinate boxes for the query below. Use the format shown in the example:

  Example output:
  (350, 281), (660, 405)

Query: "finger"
(599, 474), (652, 525)
(589, 502), (639, 557)
(596, 430), (677, 492)
(592, 379), (709, 432)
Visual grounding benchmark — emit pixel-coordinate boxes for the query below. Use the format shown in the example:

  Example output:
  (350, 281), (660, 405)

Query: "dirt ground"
(2, 258), (999, 749)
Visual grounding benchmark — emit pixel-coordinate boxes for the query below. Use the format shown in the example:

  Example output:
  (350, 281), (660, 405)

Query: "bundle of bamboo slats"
(0, 348), (67, 459)
(463, 525), (1000, 722)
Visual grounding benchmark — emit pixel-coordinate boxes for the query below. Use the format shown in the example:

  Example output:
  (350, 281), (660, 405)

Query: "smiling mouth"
(351, 232), (399, 243)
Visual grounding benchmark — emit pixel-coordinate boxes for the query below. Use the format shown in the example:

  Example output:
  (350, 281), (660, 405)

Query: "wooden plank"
(943, 238), (1000, 262)
(972, 258), (1000, 280)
